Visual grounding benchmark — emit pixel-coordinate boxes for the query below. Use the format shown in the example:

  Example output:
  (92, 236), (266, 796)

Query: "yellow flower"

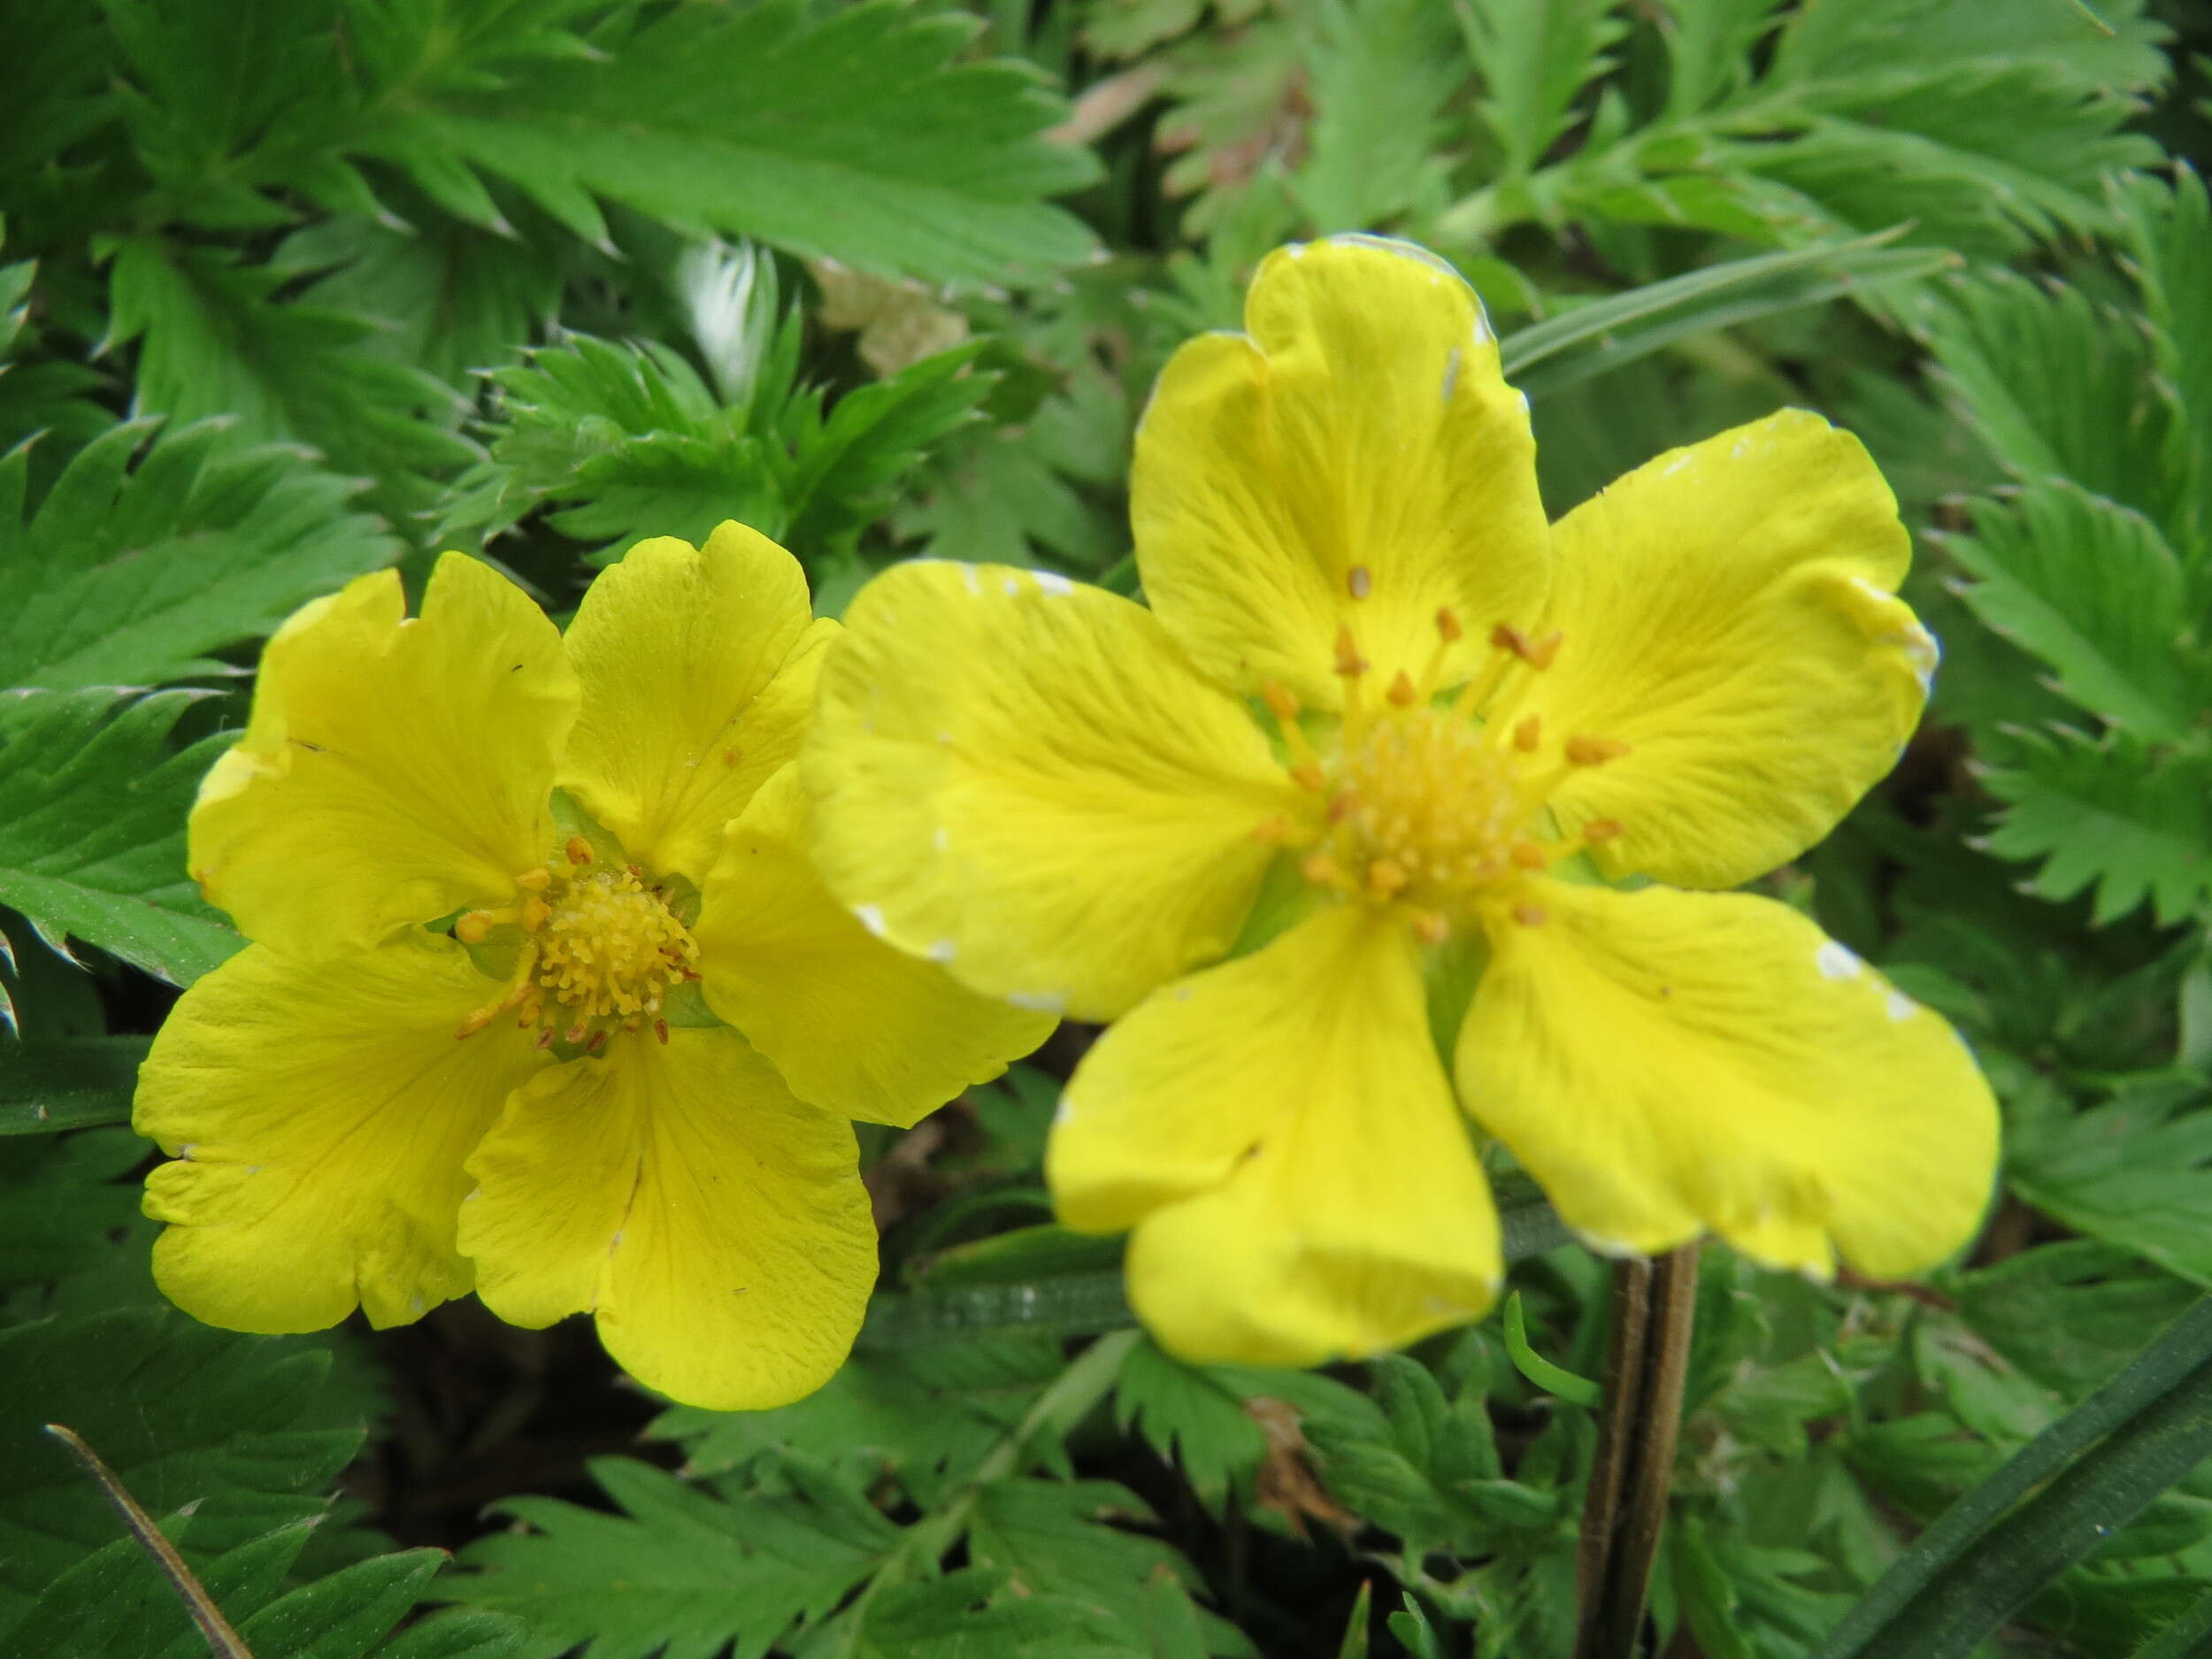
(804, 236), (2000, 1368)
(134, 525), (1051, 1409)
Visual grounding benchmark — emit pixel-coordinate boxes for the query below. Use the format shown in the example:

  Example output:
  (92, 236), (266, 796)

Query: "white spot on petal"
(1002, 575), (1021, 595)
(1008, 988), (1067, 1014)
(935, 729), (953, 746)
(1816, 941), (1863, 980)
(179, 1143), (198, 1159)
(854, 904), (889, 940)
(1886, 990), (1917, 1022)
(462, 1187), (480, 1204)
(1662, 454), (1692, 477)
(1732, 436), (1752, 457)
(1440, 346), (1462, 404)
(960, 564), (981, 595)
(932, 826), (949, 852)
(408, 1294), (426, 1317)
(926, 939), (956, 964)
(1054, 1095), (1074, 1125)
(1034, 570), (1075, 595)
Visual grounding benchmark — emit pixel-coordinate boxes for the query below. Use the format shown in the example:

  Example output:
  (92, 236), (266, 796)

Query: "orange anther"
(1367, 858), (1409, 897)
(1290, 760), (1327, 792)
(1386, 669), (1418, 707)
(1250, 813), (1292, 844)
(1509, 843), (1548, 871)
(455, 911), (496, 945)
(1302, 853), (1345, 887)
(1347, 565), (1372, 600)
(1525, 631), (1563, 670)
(1333, 624), (1368, 679)
(1513, 714), (1542, 752)
(1435, 606), (1463, 644)
(565, 836), (594, 865)
(1585, 818), (1624, 843)
(1488, 622), (1527, 655)
(586, 1028), (610, 1053)
(1411, 910), (1450, 945)
(455, 1006), (497, 1040)
(1327, 788), (1358, 822)
(1513, 902), (1548, 927)
(1262, 681), (1300, 721)
(521, 895), (551, 932)
(654, 1018), (670, 1045)
(516, 867), (552, 891)
(1565, 734), (1631, 766)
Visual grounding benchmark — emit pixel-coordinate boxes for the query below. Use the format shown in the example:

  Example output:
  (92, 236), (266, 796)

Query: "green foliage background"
(4, 1), (2212, 1655)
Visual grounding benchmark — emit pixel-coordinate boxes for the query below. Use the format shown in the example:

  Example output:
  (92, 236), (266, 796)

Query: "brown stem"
(1573, 1243), (1703, 1659)
(43, 1424), (255, 1659)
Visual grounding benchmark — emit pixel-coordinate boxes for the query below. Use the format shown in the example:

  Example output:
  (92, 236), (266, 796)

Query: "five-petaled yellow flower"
(805, 235), (2000, 1367)
(134, 526), (1050, 1409)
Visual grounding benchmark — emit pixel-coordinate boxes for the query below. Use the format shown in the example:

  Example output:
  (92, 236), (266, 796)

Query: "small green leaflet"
(0, 687), (241, 987)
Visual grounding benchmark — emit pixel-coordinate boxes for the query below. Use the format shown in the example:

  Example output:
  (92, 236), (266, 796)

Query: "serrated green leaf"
(104, 237), (474, 489)
(1111, 1339), (1269, 1510)
(1978, 729), (2212, 926)
(2117, 165), (2212, 561)
(232, 1548), (444, 1659)
(373, 1609), (528, 1659)
(447, 1455), (890, 1659)
(2008, 1080), (2212, 1287)
(852, 1567), (1138, 1659)
(967, 1479), (1250, 1656)
(0, 420), (396, 691)
(360, 2), (1099, 286)
(0, 687), (241, 985)
(1931, 271), (2183, 534)
(1942, 481), (2208, 746)
(1958, 1242), (2201, 1403)
(1290, 0), (1460, 230)
(0, 1306), (364, 1621)
(1459, 0), (1625, 176)
(654, 1337), (1064, 1508)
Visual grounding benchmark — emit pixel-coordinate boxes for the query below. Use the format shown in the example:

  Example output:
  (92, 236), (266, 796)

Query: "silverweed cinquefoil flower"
(134, 526), (1050, 1409)
(804, 236), (2000, 1368)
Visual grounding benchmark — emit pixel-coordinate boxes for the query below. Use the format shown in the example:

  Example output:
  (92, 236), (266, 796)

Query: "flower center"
(1255, 590), (1628, 941)
(454, 838), (700, 1048)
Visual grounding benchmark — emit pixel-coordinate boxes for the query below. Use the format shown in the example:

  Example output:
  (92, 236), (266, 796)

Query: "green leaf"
(0, 687), (241, 986)
(0, 420), (396, 691)
(1941, 481), (2208, 746)
(654, 1337), (1066, 1508)
(1959, 1242), (2204, 1404)
(1111, 1339), (1269, 1511)
(0, 1128), (143, 1295)
(1497, 235), (1952, 403)
(1458, 0), (1625, 176)
(2007, 1079), (2212, 1287)
(1930, 270), (2184, 535)
(2117, 165), (2212, 561)
(967, 1479), (1249, 1655)
(854, 1567), (1138, 1659)
(1501, 1292), (1601, 1407)
(362, 1), (1100, 286)
(449, 328), (990, 565)
(0, 1036), (146, 1134)
(0, 1307), (365, 1621)
(1290, 0), (1461, 231)
(1978, 728), (2212, 927)
(104, 237), (475, 488)
(447, 1454), (892, 1659)
(232, 1548), (445, 1659)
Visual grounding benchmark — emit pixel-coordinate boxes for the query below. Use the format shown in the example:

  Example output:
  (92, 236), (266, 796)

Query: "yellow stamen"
(1386, 669), (1418, 708)
(1566, 734), (1631, 766)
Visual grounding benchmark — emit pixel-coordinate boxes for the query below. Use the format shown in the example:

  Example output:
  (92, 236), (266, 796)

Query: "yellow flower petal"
(1458, 881), (1999, 1279)
(1133, 235), (1549, 710)
(806, 559), (1298, 1021)
(458, 1026), (876, 1410)
(1525, 411), (1929, 890)
(134, 933), (549, 1332)
(1055, 904), (1501, 1366)
(695, 765), (1054, 1127)
(559, 523), (826, 884)
(190, 556), (575, 959)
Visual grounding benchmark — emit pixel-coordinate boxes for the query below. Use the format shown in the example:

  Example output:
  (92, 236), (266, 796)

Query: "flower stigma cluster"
(1256, 590), (1627, 943)
(454, 838), (701, 1048)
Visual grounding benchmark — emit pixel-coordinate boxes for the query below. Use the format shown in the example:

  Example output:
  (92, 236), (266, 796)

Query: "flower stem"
(1574, 1243), (1701, 1659)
